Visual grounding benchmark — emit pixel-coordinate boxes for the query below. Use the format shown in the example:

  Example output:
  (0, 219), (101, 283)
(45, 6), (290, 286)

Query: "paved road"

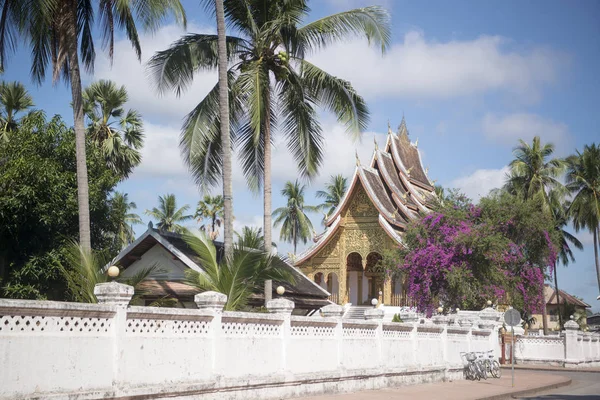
(519, 371), (600, 400)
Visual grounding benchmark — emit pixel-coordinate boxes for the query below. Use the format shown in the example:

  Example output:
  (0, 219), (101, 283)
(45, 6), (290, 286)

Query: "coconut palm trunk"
(66, 5), (91, 250)
(215, 0), (233, 260)
(553, 261), (562, 328)
(595, 228), (600, 291)
(263, 84), (272, 253)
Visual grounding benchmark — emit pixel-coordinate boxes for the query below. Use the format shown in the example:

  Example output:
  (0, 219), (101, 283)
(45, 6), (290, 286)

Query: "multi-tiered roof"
(296, 118), (436, 264)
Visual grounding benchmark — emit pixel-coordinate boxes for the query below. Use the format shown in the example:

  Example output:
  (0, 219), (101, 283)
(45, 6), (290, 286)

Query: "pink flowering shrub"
(395, 193), (558, 316)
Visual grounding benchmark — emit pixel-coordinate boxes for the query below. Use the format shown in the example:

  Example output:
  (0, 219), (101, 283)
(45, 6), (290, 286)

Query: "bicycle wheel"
(469, 363), (480, 381)
(478, 362), (488, 380)
(491, 360), (502, 378)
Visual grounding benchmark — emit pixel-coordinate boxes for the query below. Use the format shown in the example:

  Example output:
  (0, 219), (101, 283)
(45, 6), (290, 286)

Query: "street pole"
(511, 325), (515, 387)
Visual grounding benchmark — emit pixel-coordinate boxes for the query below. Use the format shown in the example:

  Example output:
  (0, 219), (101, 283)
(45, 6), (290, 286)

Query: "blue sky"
(2, 0), (599, 310)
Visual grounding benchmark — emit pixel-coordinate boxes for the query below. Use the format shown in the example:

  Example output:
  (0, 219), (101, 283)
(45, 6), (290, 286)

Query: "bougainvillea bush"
(394, 192), (558, 316)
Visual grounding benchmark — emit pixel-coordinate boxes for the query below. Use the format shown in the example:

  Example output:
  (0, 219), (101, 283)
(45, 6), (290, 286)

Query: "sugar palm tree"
(145, 194), (193, 234)
(0, 81), (34, 142)
(505, 136), (566, 210)
(316, 174), (347, 219)
(0, 0), (186, 251)
(566, 144), (600, 293)
(149, 0), (390, 253)
(83, 80), (143, 178)
(506, 136), (566, 335)
(110, 192), (143, 249)
(195, 194), (224, 240)
(273, 180), (318, 255)
(548, 192), (583, 327)
(184, 231), (294, 311)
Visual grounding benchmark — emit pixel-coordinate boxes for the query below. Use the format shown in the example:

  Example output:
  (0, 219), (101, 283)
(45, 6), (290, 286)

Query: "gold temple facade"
(295, 118), (436, 306)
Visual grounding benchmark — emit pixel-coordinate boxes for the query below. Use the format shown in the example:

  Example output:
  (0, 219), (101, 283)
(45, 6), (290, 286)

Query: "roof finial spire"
(374, 136), (378, 150)
(355, 150), (361, 166)
(425, 166), (429, 176)
(398, 115), (408, 138)
(415, 137), (419, 147)
(387, 120), (391, 135)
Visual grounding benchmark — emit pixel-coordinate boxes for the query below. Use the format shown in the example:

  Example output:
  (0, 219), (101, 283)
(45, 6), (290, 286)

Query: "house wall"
(119, 244), (189, 280)
(531, 305), (587, 331)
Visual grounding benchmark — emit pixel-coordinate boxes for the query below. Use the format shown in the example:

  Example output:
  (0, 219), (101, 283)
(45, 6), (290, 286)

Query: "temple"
(295, 118), (437, 306)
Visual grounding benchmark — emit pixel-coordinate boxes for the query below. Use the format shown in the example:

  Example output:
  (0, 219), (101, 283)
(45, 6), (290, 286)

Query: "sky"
(2, 0), (599, 310)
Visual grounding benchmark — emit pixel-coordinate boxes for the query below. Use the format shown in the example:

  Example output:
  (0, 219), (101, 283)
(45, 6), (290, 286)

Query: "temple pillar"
(383, 278), (392, 305)
(357, 270), (363, 305)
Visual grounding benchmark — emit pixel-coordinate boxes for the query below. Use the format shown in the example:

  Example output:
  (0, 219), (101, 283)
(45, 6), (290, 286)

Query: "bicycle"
(483, 350), (501, 378)
(461, 352), (485, 381)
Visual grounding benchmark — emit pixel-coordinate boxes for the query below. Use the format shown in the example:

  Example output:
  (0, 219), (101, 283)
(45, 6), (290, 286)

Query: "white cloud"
(450, 166), (509, 201)
(309, 31), (562, 102)
(482, 113), (571, 148)
(91, 23), (218, 121)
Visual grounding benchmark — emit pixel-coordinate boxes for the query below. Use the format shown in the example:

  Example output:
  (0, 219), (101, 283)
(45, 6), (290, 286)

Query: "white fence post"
(563, 319), (580, 367)
(432, 315), (448, 363)
(267, 298), (294, 372)
(321, 304), (344, 369)
(93, 282), (134, 392)
(365, 308), (385, 365)
(195, 291), (226, 374)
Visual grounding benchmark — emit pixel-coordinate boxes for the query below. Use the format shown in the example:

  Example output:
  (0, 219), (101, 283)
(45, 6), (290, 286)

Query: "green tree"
(548, 192), (583, 327)
(235, 226), (266, 250)
(273, 180), (318, 254)
(566, 144), (600, 292)
(195, 194), (224, 239)
(109, 192), (143, 249)
(149, 0), (390, 252)
(145, 194), (192, 234)
(316, 174), (347, 218)
(184, 232), (294, 311)
(505, 136), (566, 210)
(506, 136), (566, 334)
(0, 113), (121, 299)
(60, 242), (163, 304)
(83, 80), (144, 177)
(0, 0), (186, 251)
(0, 81), (35, 142)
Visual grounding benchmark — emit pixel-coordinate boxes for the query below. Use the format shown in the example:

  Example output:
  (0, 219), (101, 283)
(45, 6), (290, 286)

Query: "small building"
(112, 225), (331, 313)
(295, 118), (436, 306)
(531, 285), (591, 330)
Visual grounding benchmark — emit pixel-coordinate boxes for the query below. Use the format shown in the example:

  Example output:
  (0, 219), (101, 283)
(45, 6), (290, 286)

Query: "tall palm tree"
(0, 81), (34, 141)
(506, 136), (566, 335)
(149, 0), (390, 253)
(566, 144), (600, 293)
(215, 0), (234, 260)
(110, 192), (143, 248)
(195, 194), (224, 239)
(235, 226), (266, 249)
(316, 174), (347, 218)
(549, 192), (583, 327)
(273, 180), (318, 254)
(83, 80), (144, 178)
(184, 231), (294, 311)
(145, 194), (193, 234)
(0, 0), (186, 251)
(505, 136), (566, 210)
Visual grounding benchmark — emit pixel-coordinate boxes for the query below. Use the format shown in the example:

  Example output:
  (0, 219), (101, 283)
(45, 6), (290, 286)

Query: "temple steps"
(343, 305), (373, 319)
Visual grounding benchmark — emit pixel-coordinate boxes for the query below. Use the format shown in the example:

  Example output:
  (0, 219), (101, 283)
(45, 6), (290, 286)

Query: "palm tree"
(316, 174), (347, 218)
(505, 136), (566, 210)
(83, 80), (144, 178)
(566, 144), (600, 293)
(235, 226), (266, 249)
(184, 231), (294, 311)
(549, 192), (583, 327)
(60, 241), (165, 304)
(215, 0), (234, 260)
(145, 194), (193, 234)
(110, 192), (143, 249)
(506, 136), (566, 335)
(195, 195), (224, 240)
(149, 1), (390, 253)
(0, 81), (34, 142)
(273, 180), (318, 254)
(0, 1), (186, 251)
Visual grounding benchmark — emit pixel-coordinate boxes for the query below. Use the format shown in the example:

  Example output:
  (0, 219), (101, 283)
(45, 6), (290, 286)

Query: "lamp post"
(487, 300), (492, 307)
(371, 298), (378, 308)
